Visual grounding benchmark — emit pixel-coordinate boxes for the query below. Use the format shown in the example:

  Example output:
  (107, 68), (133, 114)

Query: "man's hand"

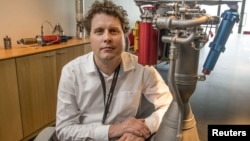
(117, 132), (145, 141)
(108, 117), (151, 139)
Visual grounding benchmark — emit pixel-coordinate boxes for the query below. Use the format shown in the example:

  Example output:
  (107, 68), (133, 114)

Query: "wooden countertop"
(0, 38), (90, 60)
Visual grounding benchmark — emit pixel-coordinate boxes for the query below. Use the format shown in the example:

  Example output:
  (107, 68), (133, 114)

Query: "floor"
(191, 33), (250, 141)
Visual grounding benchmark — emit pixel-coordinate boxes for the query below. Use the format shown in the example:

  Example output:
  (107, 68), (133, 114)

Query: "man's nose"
(103, 31), (112, 43)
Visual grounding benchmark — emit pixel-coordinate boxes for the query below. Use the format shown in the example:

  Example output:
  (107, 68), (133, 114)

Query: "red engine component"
(138, 21), (158, 66)
(43, 35), (61, 45)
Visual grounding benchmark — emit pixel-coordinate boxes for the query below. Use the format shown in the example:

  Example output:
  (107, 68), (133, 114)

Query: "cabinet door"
(0, 59), (23, 141)
(16, 51), (57, 137)
(84, 43), (92, 54)
(56, 45), (85, 83)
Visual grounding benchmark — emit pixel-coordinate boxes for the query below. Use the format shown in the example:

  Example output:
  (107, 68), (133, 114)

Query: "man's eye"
(110, 29), (119, 34)
(95, 29), (103, 34)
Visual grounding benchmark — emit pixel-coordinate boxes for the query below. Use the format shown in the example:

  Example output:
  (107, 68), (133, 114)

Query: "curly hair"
(83, 0), (130, 35)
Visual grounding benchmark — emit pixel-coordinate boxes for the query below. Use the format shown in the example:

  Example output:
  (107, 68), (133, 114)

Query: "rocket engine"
(134, 0), (240, 141)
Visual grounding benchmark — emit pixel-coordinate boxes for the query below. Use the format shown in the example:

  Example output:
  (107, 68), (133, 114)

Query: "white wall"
(1, 0), (248, 48)
(0, 0), (75, 47)
(111, 0), (141, 29)
(85, 0), (141, 30)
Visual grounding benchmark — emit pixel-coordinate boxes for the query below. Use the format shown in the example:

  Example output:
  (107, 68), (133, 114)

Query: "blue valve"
(202, 9), (240, 75)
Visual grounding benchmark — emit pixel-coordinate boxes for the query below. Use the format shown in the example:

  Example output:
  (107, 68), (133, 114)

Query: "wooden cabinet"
(15, 44), (88, 140)
(0, 42), (89, 141)
(0, 59), (23, 141)
(83, 43), (92, 54)
(56, 45), (85, 83)
(16, 51), (58, 137)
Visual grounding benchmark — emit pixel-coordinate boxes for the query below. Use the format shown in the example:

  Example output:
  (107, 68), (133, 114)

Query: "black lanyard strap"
(95, 62), (121, 124)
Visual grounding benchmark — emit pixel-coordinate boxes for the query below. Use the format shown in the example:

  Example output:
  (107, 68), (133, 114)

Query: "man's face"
(90, 13), (125, 62)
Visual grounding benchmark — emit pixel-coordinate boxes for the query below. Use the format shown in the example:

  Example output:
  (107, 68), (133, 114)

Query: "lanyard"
(95, 62), (121, 124)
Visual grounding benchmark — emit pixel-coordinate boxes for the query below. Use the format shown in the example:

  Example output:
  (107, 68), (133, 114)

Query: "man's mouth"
(102, 47), (114, 50)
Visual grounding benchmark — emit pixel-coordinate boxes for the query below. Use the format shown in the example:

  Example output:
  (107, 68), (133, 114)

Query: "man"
(56, 1), (172, 141)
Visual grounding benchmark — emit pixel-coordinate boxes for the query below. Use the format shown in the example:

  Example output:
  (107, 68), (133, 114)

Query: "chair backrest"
(34, 127), (56, 141)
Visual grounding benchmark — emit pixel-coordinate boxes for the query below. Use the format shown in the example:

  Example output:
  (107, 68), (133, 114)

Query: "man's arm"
(109, 117), (151, 139)
(142, 66), (173, 134)
(56, 86), (111, 141)
(56, 66), (111, 141)
(117, 132), (146, 141)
